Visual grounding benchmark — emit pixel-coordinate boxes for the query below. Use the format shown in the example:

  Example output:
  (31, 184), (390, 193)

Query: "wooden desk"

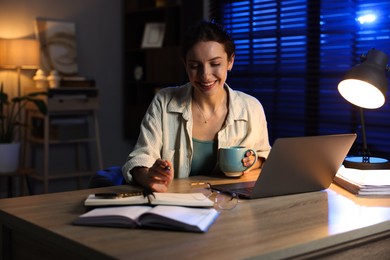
(1, 171), (389, 259)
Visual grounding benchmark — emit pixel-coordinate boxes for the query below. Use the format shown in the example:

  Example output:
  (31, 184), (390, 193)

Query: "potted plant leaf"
(0, 82), (47, 173)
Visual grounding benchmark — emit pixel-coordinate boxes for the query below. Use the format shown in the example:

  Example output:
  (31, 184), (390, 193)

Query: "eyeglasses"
(190, 182), (238, 210)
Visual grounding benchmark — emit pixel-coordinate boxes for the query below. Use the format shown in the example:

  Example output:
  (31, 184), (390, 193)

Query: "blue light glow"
(357, 14), (376, 24)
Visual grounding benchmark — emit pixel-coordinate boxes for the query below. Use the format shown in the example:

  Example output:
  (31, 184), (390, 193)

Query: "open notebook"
(212, 134), (356, 199)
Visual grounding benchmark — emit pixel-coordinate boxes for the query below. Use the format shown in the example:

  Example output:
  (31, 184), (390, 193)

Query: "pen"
(94, 191), (143, 199)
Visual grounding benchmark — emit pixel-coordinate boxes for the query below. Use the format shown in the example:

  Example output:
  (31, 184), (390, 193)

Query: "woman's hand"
(131, 159), (174, 192)
(242, 151), (264, 174)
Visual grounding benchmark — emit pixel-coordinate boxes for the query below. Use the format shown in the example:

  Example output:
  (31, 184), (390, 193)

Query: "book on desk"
(73, 205), (219, 233)
(83, 192), (215, 207)
(74, 192), (218, 232)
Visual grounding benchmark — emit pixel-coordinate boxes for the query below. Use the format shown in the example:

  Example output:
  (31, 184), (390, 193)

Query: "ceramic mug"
(219, 146), (258, 177)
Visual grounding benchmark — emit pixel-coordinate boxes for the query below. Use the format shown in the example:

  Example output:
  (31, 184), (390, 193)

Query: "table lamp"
(0, 39), (40, 143)
(338, 48), (390, 170)
(0, 38), (40, 96)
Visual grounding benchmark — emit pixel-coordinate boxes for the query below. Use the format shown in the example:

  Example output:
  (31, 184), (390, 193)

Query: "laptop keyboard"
(211, 181), (256, 197)
(229, 186), (254, 196)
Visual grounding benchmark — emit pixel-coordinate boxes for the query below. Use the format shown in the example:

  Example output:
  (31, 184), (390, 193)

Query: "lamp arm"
(359, 107), (370, 162)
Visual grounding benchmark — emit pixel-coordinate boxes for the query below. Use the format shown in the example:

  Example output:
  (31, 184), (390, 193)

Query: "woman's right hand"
(131, 159), (174, 192)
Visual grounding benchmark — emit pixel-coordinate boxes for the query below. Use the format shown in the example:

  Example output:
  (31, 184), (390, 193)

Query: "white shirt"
(122, 82), (271, 182)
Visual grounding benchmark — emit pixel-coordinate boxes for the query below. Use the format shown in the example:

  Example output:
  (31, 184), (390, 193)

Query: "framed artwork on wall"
(141, 23), (165, 48)
(35, 18), (79, 76)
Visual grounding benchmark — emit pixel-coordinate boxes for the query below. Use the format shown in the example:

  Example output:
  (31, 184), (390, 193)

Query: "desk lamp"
(338, 48), (390, 170)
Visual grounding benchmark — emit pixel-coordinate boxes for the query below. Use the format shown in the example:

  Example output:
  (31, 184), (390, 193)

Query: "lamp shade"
(0, 39), (40, 69)
(338, 49), (388, 109)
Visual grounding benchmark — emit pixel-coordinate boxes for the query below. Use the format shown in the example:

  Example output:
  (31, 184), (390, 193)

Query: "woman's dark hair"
(181, 20), (236, 61)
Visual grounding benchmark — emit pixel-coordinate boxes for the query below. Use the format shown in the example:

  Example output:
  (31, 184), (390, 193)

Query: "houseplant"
(0, 82), (47, 172)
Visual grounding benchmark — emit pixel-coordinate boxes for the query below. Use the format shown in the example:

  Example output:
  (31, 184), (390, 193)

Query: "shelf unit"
(23, 87), (103, 193)
(122, 0), (204, 139)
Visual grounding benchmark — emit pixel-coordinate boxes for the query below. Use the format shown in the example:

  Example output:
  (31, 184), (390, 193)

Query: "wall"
(0, 0), (134, 194)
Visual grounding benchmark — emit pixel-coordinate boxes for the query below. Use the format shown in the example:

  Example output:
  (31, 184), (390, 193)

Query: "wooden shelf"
(124, 2), (181, 13)
(25, 87), (99, 112)
(23, 88), (103, 193)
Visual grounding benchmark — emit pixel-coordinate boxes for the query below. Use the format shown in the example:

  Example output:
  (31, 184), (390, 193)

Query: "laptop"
(211, 133), (357, 199)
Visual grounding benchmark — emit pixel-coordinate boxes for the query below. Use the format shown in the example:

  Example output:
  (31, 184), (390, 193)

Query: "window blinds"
(211, 0), (390, 158)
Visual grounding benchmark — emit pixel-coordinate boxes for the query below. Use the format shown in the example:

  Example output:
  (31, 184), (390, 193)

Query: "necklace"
(194, 98), (224, 124)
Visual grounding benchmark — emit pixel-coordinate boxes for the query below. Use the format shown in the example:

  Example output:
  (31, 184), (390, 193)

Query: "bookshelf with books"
(122, 0), (204, 139)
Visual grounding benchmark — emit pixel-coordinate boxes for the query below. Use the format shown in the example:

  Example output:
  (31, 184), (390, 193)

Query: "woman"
(123, 20), (270, 192)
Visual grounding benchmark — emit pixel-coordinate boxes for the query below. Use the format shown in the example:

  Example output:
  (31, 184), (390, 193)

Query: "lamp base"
(343, 156), (390, 170)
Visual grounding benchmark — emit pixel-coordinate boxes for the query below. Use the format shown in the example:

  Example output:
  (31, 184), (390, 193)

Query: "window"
(211, 0), (390, 158)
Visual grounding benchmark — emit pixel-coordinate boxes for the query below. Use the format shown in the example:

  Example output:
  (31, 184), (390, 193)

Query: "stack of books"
(333, 165), (390, 197)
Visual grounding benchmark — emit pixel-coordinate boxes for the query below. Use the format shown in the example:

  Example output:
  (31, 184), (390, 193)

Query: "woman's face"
(185, 41), (234, 97)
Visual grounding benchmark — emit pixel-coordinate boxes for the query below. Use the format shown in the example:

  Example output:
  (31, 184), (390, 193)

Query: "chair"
(88, 166), (125, 188)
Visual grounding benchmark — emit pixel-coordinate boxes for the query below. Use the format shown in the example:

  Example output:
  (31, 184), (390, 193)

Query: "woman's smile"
(197, 80), (217, 91)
